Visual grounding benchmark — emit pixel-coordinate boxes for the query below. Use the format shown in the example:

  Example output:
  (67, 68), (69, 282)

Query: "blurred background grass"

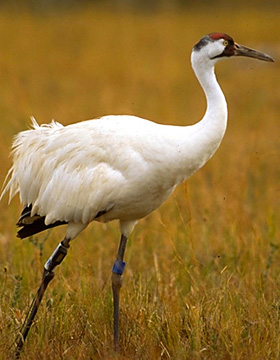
(0, 1), (279, 359)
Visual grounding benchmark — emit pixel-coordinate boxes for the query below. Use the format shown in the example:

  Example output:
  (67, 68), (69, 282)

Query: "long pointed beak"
(235, 43), (274, 62)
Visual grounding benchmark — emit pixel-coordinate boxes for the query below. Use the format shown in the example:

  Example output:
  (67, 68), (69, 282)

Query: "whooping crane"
(0, 33), (274, 355)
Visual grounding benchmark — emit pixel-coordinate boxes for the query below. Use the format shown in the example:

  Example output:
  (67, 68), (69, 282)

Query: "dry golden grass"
(0, 3), (279, 359)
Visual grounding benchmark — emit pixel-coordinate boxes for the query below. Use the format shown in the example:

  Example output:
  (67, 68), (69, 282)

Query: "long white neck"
(191, 52), (227, 136)
(185, 53), (228, 168)
(169, 53), (228, 185)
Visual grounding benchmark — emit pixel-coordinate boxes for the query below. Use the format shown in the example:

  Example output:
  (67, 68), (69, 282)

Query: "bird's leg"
(15, 237), (71, 359)
(111, 234), (128, 352)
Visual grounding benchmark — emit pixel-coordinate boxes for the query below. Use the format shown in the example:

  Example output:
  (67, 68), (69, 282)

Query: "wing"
(1, 115), (187, 231)
(1, 118), (127, 226)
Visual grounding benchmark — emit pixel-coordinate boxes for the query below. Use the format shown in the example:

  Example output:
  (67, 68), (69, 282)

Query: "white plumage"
(1, 33), (273, 354)
(2, 108), (225, 239)
(1, 33), (274, 241)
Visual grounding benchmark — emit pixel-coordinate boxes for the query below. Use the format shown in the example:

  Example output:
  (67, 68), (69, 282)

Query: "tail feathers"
(17, 205), (67, 239)
(17, 218), (67, 239)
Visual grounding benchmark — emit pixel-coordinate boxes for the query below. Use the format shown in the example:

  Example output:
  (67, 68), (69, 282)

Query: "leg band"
(44, 242), (69, 272)
(112, 259), (126, 275)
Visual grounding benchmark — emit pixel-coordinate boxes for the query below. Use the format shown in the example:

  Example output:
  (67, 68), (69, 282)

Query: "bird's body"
(2, 45), (229, 239)
(3, 109), (226, 239)
(1, 33), (273, 356)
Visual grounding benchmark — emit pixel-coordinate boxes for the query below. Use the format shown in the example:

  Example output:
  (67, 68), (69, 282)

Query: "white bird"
(1, 33), (273, 355)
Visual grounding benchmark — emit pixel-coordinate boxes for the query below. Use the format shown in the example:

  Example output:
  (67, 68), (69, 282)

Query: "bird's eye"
(223, 40), (229, 47)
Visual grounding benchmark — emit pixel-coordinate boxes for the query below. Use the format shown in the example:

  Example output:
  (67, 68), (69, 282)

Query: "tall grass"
(0, 4), (279, 359)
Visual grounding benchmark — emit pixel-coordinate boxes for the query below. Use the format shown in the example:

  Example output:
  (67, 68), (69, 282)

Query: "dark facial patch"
(211, 36), (236, 59)
(221, 41), (236, 57)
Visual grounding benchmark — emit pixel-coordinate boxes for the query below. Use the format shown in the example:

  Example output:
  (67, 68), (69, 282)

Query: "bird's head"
(191, 32), (274, 68)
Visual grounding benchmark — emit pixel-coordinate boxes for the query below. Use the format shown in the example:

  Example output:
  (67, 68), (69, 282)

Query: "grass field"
(0, 3), (279, 359)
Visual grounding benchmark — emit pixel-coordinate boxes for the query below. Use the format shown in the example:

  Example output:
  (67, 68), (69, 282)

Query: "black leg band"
(44, 242), (69, 273)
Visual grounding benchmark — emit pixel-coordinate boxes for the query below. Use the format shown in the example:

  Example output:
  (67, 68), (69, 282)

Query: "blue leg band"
(112, 259), (126, 275)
